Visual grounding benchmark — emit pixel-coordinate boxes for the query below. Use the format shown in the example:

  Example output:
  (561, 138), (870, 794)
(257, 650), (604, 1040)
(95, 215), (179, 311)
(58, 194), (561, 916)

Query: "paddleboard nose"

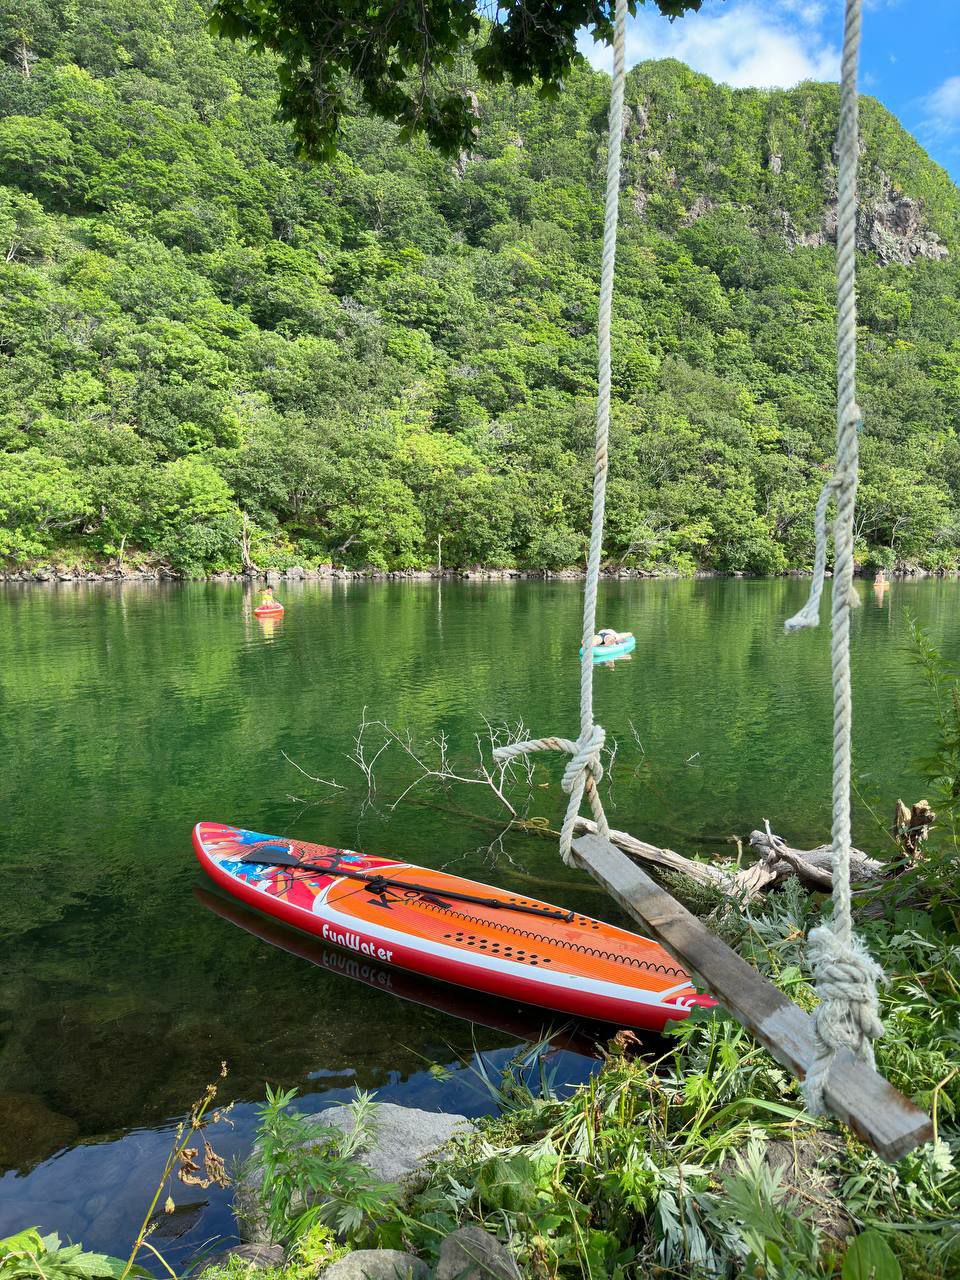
(682, 992), (718, 1010)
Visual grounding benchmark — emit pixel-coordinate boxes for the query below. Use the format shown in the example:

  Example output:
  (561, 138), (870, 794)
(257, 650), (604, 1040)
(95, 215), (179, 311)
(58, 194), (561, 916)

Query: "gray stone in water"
(318, 1250), (429, 1280)
(82, 1192), (109, 1221)
(198, 1243), (286, 1274)
(436, 1226), (522, 1280)
(318, 1102), (473, 1185)
(236, 1104), (473, 1243)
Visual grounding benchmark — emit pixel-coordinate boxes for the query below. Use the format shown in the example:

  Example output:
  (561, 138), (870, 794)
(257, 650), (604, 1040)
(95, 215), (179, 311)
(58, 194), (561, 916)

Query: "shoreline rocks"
(319, 1251), (430, 1279)
(199, 1244), (286, 1275)
(0, 562), (954, 586)
(235, 1103), (474, 1246)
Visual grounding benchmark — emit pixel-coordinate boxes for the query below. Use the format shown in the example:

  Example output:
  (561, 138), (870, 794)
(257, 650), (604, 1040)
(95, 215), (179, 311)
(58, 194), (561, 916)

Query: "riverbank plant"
(243, 1086), (400, 1246)
(0, 1231), (131, 1280)
(120, 1066), (232, 1280)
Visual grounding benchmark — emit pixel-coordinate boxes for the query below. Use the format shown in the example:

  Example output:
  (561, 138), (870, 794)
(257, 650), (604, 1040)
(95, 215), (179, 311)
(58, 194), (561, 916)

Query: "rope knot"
(784, 414), (863, 635)
(492, 724), (610, 867)
(561, 724), (606, 796)
(803, 921), (885, 1115)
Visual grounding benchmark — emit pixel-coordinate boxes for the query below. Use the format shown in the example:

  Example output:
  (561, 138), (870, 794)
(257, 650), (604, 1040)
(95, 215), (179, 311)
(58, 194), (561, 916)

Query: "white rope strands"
(784, 0), (885, 1115)
(493, 0), (628, 865)
(488, 0), (932, 1157)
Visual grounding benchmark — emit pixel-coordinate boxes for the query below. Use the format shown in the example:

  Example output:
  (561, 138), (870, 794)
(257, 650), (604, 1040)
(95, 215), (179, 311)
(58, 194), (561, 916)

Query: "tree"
(209, 0), (709, 157)
(0, 116), (78, 202)
(0, 449), (91, 561)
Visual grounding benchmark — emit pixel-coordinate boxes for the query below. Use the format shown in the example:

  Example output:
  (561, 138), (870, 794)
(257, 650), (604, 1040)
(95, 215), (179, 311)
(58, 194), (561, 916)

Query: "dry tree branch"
(280, 749), (345, 789)
(345, 706), (393, 802)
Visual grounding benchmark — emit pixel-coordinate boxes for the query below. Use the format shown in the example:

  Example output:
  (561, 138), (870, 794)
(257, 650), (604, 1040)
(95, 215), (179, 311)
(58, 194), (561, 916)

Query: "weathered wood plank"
(572, 833), (933, 1162)
(573, 816), (731, 890)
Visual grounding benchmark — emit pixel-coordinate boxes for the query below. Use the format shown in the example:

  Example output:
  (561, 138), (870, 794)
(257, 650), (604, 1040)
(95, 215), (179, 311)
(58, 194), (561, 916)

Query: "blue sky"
(581, 0), (960, 182)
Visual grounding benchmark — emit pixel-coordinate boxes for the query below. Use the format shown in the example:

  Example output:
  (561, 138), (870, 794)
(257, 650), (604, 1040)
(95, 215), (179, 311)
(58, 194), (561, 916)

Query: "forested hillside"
(1, 0), (959, 575)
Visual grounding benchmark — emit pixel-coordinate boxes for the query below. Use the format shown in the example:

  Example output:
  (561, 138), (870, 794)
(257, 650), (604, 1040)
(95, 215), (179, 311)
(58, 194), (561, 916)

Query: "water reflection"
(195, 887), (617, 1059)
(2, 576), (958, 1260)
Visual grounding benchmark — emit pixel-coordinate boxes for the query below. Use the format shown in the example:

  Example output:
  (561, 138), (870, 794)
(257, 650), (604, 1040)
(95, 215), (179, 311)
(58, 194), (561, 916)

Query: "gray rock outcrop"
(435, 1226), (522, 1280)
(318, 1250), (430, 1280)
(236, 1104), (474, 1243)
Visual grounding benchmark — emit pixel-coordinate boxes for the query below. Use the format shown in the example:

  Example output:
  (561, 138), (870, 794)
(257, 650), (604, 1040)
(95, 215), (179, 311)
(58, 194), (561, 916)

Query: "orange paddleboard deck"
(193, 822), (715, 1031)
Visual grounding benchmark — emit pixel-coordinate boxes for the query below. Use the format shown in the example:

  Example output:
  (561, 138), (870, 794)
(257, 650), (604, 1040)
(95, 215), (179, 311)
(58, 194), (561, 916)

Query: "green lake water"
(0, 576), (956, 1259)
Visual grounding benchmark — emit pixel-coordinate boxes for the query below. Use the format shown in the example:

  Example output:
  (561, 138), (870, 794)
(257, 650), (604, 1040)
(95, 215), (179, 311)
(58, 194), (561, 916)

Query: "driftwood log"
(892, 799), (936, 860)
(574, 817), (888, 901)
(745, 825), (883, 894)
(572, 817), (733, 891)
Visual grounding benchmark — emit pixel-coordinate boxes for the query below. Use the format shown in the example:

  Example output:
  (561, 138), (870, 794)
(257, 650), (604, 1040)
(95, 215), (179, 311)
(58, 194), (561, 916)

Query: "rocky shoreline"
(0, 564), (689, 585)
(1, 563), (954, 585)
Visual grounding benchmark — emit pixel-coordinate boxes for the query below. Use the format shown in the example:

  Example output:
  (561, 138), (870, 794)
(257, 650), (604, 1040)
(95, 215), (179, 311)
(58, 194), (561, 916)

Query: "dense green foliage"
(1, 0), (959, 575)
(0, 1229), (127, 1280)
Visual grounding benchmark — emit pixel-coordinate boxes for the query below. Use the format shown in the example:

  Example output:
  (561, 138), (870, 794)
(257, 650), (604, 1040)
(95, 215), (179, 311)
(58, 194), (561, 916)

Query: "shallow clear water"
(0, 576), (956, 1261)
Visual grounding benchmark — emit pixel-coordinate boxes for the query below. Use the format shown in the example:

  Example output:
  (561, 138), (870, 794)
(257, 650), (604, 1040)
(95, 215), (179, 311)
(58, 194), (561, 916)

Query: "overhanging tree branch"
(209, 0), (710, 157)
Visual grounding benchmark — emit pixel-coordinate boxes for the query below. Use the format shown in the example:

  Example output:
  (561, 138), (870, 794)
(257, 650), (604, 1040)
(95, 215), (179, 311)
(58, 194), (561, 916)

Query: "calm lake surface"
(1, 576), (956, 1261)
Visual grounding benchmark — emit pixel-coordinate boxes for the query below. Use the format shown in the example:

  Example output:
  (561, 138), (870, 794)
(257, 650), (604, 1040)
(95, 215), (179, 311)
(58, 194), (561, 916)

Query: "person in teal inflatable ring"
(592, 627), (633, 648)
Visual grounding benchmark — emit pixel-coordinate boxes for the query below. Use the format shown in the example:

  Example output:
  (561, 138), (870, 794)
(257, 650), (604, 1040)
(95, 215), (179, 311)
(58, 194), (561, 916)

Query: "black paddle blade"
(233, 848), (320, 871)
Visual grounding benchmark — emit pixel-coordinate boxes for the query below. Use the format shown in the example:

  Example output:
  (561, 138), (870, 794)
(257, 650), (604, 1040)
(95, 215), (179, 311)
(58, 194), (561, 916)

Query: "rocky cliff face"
(643, 173), (950, 264)
(775, 173), (950, 264)
(855, 176), (950, 263)
(620, 61), (958, 266)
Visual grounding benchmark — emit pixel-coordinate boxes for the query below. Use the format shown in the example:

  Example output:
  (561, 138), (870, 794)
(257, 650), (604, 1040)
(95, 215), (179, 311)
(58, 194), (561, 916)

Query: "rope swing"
(494, 0), (931, 1158)
(784, 0), (885, 1115)
(492, 0), (625, 863)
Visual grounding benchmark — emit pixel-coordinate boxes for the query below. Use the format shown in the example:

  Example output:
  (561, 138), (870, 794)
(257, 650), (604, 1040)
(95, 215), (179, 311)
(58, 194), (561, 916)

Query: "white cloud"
(778, 1), (827, 25)
(583, 1), (840, 89)
(921, 75), (960, 137)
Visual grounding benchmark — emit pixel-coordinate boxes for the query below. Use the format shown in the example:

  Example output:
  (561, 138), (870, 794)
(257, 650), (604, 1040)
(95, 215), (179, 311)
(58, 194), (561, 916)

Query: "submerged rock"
(318, 1250), (429, 1279)
(0, 1092), (79, 1175)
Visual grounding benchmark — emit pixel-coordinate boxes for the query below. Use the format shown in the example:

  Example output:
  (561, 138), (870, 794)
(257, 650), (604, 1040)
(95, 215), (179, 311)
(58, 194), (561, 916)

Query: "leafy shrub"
(0, 1230), (127, 1280)
(249, 1086), (400, 1246)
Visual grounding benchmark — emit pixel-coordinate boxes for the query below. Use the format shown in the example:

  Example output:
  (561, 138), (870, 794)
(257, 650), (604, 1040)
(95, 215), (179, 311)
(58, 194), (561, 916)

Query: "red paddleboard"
(192, 823), (715, 1032)
(254, 603), (284, 618)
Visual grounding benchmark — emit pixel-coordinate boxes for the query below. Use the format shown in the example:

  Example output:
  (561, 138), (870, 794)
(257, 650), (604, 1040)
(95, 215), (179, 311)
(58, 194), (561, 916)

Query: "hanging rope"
(493, 0), (628, 865)
(784, 0), (884, 1115)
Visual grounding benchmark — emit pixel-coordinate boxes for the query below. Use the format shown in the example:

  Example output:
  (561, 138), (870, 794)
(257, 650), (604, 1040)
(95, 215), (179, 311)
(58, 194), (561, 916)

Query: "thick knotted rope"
(494, 727), (609, 866)
(493, 0), (627, 865)
(784, 0), (884, 1115)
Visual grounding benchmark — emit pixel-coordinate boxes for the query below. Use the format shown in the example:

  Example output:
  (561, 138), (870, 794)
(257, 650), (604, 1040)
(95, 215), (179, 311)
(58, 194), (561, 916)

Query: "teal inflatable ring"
(579, 635), (636, 662)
